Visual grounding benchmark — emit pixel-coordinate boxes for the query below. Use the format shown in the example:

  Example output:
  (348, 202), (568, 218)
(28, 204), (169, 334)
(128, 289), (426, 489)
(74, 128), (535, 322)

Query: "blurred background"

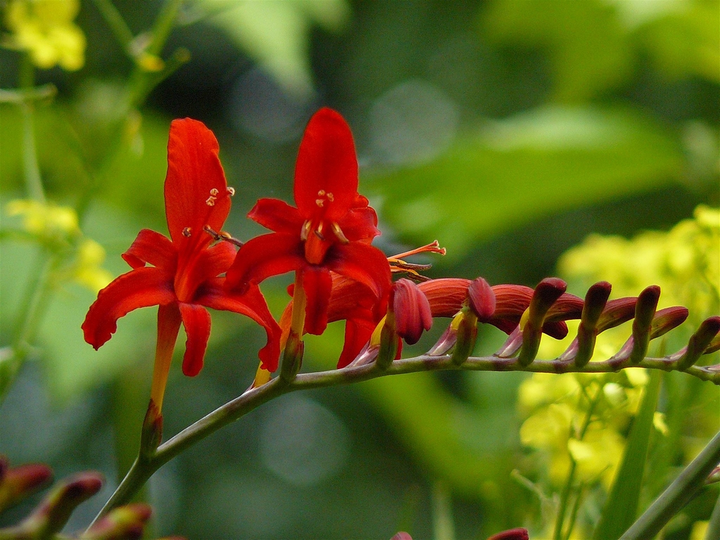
(0, 0), (718, 538)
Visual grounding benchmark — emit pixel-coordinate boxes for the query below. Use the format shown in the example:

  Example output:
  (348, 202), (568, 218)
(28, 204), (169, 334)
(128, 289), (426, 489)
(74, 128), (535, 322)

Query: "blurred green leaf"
(367, 106), (684, 261)
(201, 0), (350, 95)
(482, 0), (632, 101)
(593, 370), (662, 540)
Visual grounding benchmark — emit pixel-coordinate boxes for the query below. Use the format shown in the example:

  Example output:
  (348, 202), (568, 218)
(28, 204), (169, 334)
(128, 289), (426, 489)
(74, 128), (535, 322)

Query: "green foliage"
(593, 371), (661, 540)
(369, 106), (684, 260)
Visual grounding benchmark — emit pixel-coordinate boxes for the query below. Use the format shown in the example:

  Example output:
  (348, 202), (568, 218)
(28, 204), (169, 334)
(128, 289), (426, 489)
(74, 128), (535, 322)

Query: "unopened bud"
(390, 533), (413, 540)
(20, 472), (104, 537)
(677, 317), (720, 371)
(81, 503), (152, 540)
(486, 527), (529, 540)
(575, 281), (612, 367)
(630, 285), (660, 363)
(518, 278), (567, 366)
(597, 297), (637, 333)
(468, 278), (496, 320)
(0, 459), (53, 512)
(650, 306), (689, 339)
(393, 279), (432, 345)
(376, 312), (398, 370)
(451, 309), (477, 365)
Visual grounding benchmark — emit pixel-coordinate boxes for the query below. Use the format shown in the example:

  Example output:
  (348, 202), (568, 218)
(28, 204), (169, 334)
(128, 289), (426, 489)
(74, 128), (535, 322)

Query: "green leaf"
(201, 0), (350, 95)
(592, 370), (662, 540)
(367, 106), (684, 261)
(481, 0), (632, 101)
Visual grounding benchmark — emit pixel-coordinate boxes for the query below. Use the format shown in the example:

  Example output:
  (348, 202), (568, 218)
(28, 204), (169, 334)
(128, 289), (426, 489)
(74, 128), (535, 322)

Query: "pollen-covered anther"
(205, 196), (216, 206)
(227, 187), (235, 196)
(300, 220), (311, 241)
(182, 227), (192, 237)
(210, 188), (219, 196)
(331, 222), (349, 244)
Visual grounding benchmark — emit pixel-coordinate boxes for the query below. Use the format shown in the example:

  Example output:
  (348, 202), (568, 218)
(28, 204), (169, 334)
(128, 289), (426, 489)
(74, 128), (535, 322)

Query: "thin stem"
(620, 429), (720, 539)
(18, 56), (45, 203)
(553, 384), (601, 540)
(706, 490), (720, 540)
(90, 0), (135, 54)
(0, 253), (54, 401)
(92, 350), (720, 521)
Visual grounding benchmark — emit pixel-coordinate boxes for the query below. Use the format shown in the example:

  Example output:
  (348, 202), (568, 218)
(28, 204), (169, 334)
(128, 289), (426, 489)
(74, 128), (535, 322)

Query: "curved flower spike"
(83, 119), (281, 412)
(226, 108), (392, 336)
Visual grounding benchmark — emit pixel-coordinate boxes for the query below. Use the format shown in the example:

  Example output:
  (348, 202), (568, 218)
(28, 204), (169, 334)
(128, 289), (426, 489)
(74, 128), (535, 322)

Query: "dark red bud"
(468, 277), (496, 319)
(392, 279), (432, 345)
(487, 527), (529, 540)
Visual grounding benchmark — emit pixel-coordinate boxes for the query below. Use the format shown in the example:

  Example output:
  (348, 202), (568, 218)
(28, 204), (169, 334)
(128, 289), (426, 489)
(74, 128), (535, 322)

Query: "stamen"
(392, 240), (446, 259)
(203, 225), (244, 247)
(182, 227), (192, 237)
(327, 192), (334, 201)
(210, 188), (219, 196)
(331, 222), (349, 244)
(205, 196), (216, 206)
(227, 187), (235, 196)
(315, 198), (324, 207)
(300, 220), (312, 241)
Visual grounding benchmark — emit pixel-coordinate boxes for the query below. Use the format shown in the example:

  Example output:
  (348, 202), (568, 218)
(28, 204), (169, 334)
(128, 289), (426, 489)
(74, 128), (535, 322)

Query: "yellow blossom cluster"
(5, 0), (86, 71)
(518, 205), (719, 497)
(5, 199), (112, 292)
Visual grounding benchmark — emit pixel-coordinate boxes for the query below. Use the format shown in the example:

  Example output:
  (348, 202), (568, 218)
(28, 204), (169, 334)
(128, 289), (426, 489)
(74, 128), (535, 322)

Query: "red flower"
(82, 119), (280, 410)
(226, 108), (391, 336)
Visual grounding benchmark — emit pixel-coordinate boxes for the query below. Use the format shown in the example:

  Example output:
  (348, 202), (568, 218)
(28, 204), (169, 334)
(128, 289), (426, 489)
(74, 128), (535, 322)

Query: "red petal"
(248, 198), (303, 233)
(337, 318), (377, 368)
(301, 266), (333, 335)
(294, 108), (359, 222)
(164, 118), (231, 249)
(122, 229), (177, 271)
(82, 267), (175, 349)
(325, 242), (391, 300)
(338, 205), (380, 243)
(178, 303), (211, 377)
(174, 240), (236, 302)
(225, 233), (304, 293)
(197, 280), (282, 372)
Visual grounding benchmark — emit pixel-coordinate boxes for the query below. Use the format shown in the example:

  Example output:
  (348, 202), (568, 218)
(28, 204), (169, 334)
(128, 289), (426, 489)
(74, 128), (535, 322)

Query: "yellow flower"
(5, 0), (86, 71)
(71, 239), (113, 292)
(6, 199), (79, 238)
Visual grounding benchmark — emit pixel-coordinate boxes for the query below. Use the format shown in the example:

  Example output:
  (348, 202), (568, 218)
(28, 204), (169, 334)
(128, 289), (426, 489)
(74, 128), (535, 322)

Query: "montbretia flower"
(82, 119), (280, 411)
(226, 108), (391, 336)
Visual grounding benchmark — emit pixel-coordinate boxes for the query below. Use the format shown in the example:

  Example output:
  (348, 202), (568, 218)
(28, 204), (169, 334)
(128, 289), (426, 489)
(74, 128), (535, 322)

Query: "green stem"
(553, 383), (601, 540)
(18, 56), (45, 203)
(90, 0), (135, 54)
(706, 489), (720, 540)
(620, 429), (720, 539)
(0, 253), (54, 401)
(91, 350), (720, 522)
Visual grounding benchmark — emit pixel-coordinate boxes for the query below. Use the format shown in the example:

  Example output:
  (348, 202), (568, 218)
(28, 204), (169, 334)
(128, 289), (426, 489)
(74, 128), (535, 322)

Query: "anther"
(210, 188), (219, 196)
(227, 187), (235, 196)
(203, 225), (244, 247)
(300, 220), (311, 241)
(205, 196), (216, 206)
(315, 198), (324, 207)
(327, 192), (334, 201)
(182, 227), (192, 237)
(331, 222), (349, 244)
